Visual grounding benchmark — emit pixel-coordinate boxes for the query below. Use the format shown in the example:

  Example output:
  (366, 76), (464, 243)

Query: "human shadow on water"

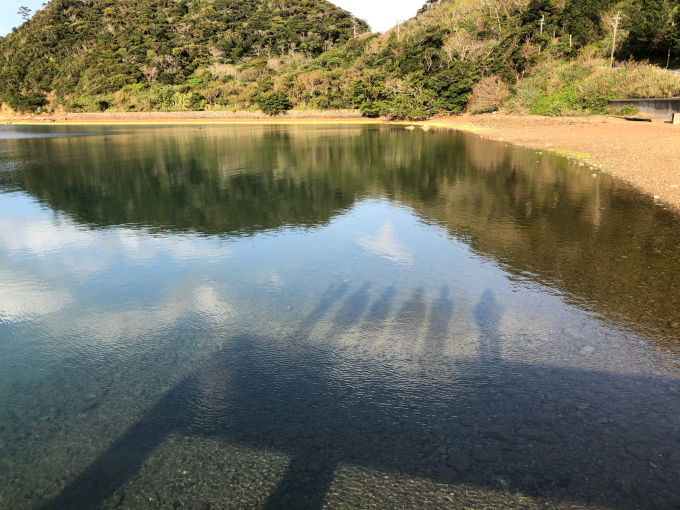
(474, 289), (503, 363)
(392, 288), (427, 340)
(426, 285), (454, 354)
(364, 286), (397, 323)
(328, 282), (371, 332)
(39, 285), (680, 510)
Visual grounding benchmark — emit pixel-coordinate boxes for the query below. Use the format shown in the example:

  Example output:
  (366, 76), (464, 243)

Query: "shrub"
(203, 87), (221, 105)
(577, 66), (680, 100)
(360, 100), (386, 117)
(257, 92), (292, 115)
(508, 58), (680, 116)
(504, 77), (543, 114)
(530, 86), (579, 116)
(381, 95), (433, 120)
(468, 76), (511, 114)
(121, 83), (149, 93)
(188, 92), (205, 110)
(7, 92), (47, 113)
(616, 104), (639, 116)
(149, 87), (174, 110)
(187, 76), (203, 86)
(581, 92), (616, 114)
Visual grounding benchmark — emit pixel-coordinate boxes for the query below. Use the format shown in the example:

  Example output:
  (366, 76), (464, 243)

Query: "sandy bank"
(0, 109), (369, 124)
(3, 110), (679, 210)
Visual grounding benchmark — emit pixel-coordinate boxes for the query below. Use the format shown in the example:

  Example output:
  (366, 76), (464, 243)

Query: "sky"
(0, 0), (424, 37)
(333, 0), (424, 32)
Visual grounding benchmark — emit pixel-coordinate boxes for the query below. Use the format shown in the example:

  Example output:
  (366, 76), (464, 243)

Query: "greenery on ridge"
(0, 0), (367, 112)
(2, 0), (680, 118)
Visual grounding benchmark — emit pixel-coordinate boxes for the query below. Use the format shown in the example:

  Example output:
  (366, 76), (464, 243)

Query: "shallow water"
(0, 124), (679, 510)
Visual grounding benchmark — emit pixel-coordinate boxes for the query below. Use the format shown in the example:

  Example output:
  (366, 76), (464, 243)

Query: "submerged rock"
(481, 425), (511, 441)
(436, 466), (460, 484)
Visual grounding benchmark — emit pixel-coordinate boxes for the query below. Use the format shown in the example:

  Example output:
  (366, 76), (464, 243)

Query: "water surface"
(0, 124), (679, 510)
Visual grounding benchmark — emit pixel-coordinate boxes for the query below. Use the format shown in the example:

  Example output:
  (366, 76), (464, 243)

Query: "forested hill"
(1, 0), (679, 117)
(0, 0), (367, 103)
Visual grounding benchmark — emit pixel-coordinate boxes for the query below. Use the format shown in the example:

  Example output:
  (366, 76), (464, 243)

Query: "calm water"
(0, 124), (679, 510)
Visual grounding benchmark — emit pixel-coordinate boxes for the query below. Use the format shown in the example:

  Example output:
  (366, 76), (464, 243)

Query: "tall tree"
(18, 6), (33, 21)
(560, 0), (617, 47)
(623, 0), (675, 60)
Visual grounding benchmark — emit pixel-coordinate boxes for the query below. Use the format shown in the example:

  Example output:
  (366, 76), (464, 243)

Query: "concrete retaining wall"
(609, 98), (680, 120)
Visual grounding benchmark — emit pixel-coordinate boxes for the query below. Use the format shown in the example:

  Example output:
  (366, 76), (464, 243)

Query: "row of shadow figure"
(40, 285), (679, 509)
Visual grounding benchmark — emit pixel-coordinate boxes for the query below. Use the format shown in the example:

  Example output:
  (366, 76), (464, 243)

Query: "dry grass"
(468, 75), (511, 113)
(203, 87), (221, 105)
(206, 64), (238, 79)
(578, 66), (680, 99)
(266, 53), (310, 73)
(205, 63), (265, 85)
(504, 53), (680, 115)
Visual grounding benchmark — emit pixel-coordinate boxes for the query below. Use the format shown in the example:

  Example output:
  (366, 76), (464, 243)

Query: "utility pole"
(569, 34), (572, 48)
(539, 14), (545, 35)
(396, 20), (406, 40)
(353, 25), (357, 38)
(668, 22), (675, 69)
(610, 11), (621, 68)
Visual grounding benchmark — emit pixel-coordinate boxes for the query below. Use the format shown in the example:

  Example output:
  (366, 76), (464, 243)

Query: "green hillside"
(0, 0), (367, 111)
(1, 0), (680, 117)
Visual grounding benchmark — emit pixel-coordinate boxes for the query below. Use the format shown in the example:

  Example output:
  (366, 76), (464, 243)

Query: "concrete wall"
(609, 98), (680, 120)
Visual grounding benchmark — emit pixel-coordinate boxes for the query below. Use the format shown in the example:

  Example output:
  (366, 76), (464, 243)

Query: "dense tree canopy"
(0, 0), (366, 102)
(622, 0), (678, 59)
(1, 0), (678, 117)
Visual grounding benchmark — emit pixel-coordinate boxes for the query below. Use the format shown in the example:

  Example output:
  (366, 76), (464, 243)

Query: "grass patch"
(507, 56), (680, 117)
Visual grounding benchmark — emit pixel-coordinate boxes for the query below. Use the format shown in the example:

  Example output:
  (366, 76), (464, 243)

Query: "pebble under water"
(0, 124), (679, 510)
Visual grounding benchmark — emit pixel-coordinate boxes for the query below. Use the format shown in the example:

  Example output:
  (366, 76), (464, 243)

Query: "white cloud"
(0, 273), (73, 320)
(0, 195), (234, 327)
(358, 221), (412, 264)
(0, 210), (230, 264)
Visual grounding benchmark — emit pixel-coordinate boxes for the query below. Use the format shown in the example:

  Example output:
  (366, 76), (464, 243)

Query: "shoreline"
(420, 114), (680, 212)
(3, 111), (679, 211)
(0, 109), (369, 124)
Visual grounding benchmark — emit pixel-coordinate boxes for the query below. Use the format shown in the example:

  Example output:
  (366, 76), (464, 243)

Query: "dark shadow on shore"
(38, 285), (680, 510)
